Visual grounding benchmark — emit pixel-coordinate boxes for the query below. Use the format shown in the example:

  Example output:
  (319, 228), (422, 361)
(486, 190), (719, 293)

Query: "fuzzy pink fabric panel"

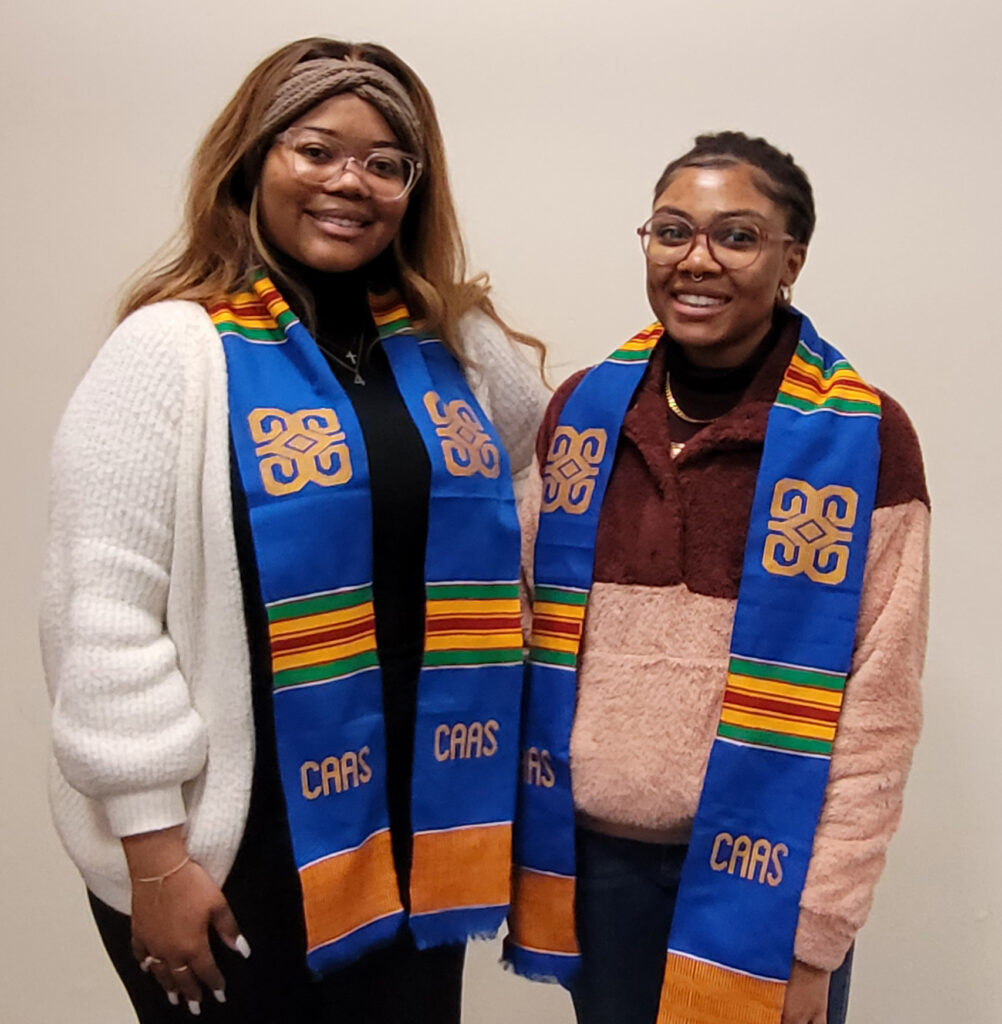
(794, 498), (929, 968)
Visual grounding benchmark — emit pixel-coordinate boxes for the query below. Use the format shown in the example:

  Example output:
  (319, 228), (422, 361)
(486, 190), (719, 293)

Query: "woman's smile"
(669, 290), (732, 315)
(306, 206), (375, 240)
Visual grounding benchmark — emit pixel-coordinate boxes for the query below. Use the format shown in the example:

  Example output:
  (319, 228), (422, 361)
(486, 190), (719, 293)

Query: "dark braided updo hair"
(654, 131), (816, 244)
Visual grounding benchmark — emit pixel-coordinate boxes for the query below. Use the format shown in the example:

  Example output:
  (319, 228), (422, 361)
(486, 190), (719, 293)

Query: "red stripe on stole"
(632, 325), (663, 341)
(209, 297), (267, 315)
(723, 689), (840, 724)
(785, 366), (874, 397)
(270, 617), (375, 654)
(255, 282), (284, 305)
(253, 288), (292, 321)
(426, 615), (522, 633)
(532, 617), (582, 638)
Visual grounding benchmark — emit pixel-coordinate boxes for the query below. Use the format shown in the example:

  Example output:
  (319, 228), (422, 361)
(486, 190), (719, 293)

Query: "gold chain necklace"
(664, 374), (715, 425)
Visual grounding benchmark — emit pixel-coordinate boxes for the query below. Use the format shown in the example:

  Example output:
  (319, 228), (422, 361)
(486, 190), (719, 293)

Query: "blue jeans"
(570, 829), (853, 1024)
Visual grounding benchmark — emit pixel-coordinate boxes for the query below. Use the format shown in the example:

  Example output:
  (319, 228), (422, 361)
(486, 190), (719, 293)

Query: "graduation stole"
(210, 275), (523, 973)
(505, 313), (881, 1023)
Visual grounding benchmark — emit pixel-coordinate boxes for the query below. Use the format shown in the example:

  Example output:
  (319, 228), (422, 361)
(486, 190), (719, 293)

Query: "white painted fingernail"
(213, 989), (226, 1003)
(167, 991), (179, 1006)
(235, 934), (251, 958)
(188, 1000), (201, 1016)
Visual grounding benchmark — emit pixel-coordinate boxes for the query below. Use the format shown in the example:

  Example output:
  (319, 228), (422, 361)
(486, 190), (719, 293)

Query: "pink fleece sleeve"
(794, 497), (930, 969)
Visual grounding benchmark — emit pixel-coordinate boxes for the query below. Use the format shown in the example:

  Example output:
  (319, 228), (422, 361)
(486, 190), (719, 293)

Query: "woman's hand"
(124, 827), (250, 1014)
(781, 959), (830, 1024)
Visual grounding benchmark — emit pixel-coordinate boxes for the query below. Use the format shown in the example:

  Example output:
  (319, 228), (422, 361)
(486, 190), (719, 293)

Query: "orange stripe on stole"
(410, 823), (512, 915)
(508, 866), (578, 955)
(300, 829), (403, 953)
(657, 953), (785, 1024)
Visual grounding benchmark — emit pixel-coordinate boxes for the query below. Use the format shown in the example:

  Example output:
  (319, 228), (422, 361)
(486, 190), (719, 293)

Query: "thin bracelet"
(134, 854), (192, 886)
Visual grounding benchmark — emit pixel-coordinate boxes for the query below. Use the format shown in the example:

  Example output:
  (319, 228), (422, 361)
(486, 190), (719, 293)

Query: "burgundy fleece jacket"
(520, 313), (930, 970)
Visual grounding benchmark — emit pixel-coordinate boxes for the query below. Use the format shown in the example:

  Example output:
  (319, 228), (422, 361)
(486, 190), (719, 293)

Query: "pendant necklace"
(317, 334), (368, 386)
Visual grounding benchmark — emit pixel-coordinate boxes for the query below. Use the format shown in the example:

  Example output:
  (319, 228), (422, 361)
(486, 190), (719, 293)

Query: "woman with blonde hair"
(42, 37), (547, 1023)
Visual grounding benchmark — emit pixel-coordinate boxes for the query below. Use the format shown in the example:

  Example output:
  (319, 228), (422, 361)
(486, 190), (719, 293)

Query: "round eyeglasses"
(637, 214), (793, 271)
(274, 127), (422, 201)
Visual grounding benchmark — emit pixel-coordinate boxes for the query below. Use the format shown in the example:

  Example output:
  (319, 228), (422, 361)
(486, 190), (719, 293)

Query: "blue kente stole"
(211, 275), (523, 973)
(504, 313), (881, 1023)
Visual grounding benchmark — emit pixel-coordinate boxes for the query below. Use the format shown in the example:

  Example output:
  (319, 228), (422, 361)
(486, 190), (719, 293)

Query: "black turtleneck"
(664, 312), (785, 447)
(233, 257), (431, 908)
(290, 259), (431, 673)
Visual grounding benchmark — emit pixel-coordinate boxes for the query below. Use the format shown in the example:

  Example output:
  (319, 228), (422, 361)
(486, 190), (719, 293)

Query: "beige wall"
(3, 0), (1000, 1020)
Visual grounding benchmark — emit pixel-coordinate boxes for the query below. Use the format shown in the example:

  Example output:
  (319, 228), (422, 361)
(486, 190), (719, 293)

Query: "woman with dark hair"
(41, 37), (547, 1023)
(506, 132), (928, 1024)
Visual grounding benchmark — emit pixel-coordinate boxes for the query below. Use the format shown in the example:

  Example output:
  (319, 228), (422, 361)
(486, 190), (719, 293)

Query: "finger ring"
(141, 956), (163, 968)
(170, 964), (191, 973)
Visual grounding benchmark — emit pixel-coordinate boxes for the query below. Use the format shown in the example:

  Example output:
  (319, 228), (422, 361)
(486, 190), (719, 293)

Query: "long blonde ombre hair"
(119, 37), (544, 366)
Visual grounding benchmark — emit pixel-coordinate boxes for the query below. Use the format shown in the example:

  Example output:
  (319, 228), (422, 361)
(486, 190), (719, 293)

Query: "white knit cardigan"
(40, 300), (549, 914)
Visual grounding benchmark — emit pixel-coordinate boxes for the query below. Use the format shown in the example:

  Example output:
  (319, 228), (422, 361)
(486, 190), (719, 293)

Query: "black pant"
(570, 829), (853, 1024)
(89, 890), (464, 1024)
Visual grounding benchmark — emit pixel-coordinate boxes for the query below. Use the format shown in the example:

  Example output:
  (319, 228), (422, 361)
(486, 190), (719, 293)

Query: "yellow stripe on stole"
(300, 829), (403, 953)
(508, 867), (578, 956)
(531, 601), (586, 621)
(212, 291), (258, 308)
(780, 379), (876, 406)
(726, 674), (844, 709)
(658, 952), (785, 1024)
(260, 293), (293, 318)
(528, 632), (580, 654)
(719, 707), (836, 742)
(372, 303), (409, 326)
(788, 355), (867, 387)
(426, 599), (522, 616)
(209, 311), (276, 330)
(618, 323), (663, 350)
(268, 604), (375, 639)
(410, 823), (512, 914)
(424, 631), (523, 652)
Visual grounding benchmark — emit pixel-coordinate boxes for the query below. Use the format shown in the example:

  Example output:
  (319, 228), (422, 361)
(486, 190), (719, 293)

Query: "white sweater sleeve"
(460, 310), (550, 482)
(41, 305), (209, 838)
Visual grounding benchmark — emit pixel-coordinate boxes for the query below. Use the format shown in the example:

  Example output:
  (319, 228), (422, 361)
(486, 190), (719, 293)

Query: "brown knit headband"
(259, 58), (424, 159)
